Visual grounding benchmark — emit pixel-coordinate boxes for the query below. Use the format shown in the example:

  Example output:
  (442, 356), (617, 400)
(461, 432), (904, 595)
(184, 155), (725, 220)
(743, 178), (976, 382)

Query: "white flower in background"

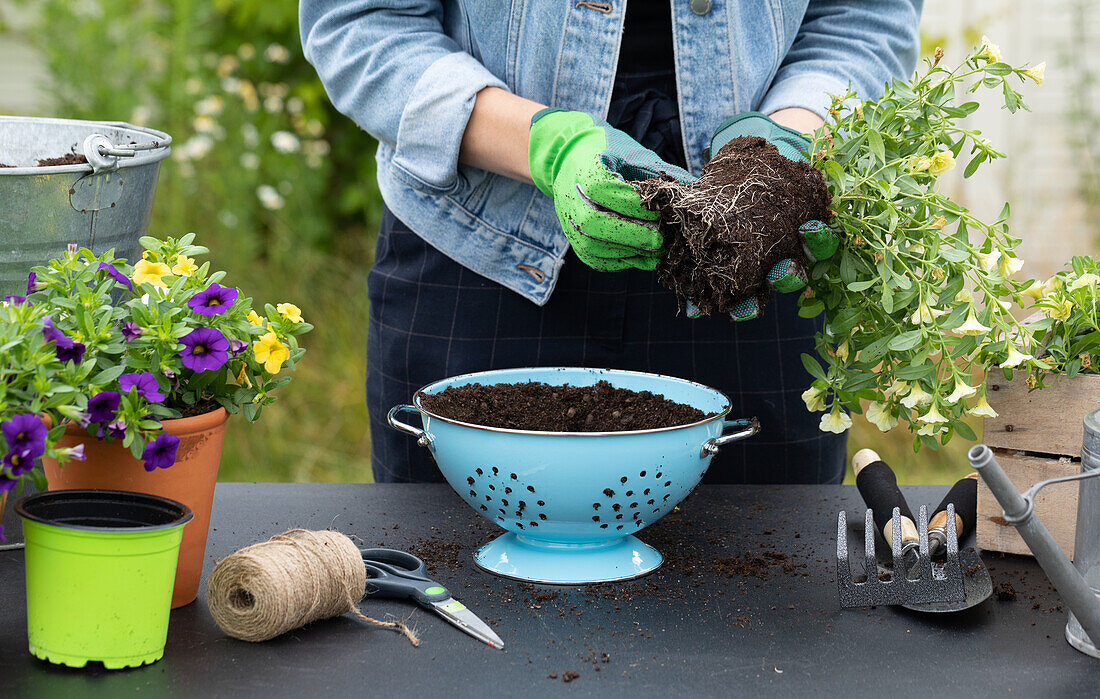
(977, 248), (1001, 273)
(900, 384), (933, 409)
(72, 0), (104, 18)
(185, 77), (203, 95)
(918, 403), (949, 425)
(256, 185), (285, 211)
(194, 95), (224, 116)
(968, 394), (998, 418)
(219, 210), (239, 228)
(999, 255), (1024, 277)
(221, 77), (241, 94)
(241, 123), (260, 147)
(1001, 344), (1032, 368)
(1069, 273), (1099, 291)
(264, 96), (284, 114)
(238, 43), (256, 60)
(945, 378), (977, 403)
(955, 309), (991, 336)
(866, 402), (898, 432)
(176, 161), (195, 179)
(819, 409), (852, 434)
(216, 54), (239, 78)
(240, 153), (261, 170)
(305, 119), (325, 137)
(265, 43), (291, 63)
(801, 386), (827, 412)
(287, 96), (305, 115)
(304, 139), (331, 157)
(193, 114), (217, 134)
(180, 135), (213, 161)
(130, 105), (152, 126)
(271, 131), (300, 154)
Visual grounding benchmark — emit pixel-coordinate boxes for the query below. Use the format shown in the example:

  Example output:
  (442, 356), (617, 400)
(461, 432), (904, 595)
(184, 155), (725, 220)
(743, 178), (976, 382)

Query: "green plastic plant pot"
(16, 489), (193, 669)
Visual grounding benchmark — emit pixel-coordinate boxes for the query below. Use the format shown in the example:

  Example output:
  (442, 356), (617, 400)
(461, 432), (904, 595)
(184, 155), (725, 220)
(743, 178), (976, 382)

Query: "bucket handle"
(387, 404), (433, 448)
(701, 417), (759, 457)
(82, 133), (172, 174)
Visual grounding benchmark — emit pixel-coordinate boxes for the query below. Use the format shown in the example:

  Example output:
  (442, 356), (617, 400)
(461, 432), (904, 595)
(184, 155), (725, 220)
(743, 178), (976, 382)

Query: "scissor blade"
(430, 597), (504, 650)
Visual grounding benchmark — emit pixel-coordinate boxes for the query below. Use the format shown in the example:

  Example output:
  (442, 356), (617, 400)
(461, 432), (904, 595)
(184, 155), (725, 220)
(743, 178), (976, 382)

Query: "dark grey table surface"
(1, 483), (1097, 697)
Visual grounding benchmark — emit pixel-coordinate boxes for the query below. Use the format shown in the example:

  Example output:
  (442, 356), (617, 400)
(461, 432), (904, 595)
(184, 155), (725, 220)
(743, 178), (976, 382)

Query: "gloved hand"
(528, 108), (694, 271)
(689, 112), (840, 321)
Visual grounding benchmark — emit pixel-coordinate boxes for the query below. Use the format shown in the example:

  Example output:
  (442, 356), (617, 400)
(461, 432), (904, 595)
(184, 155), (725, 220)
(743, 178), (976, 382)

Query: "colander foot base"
(473, 533), (663, 584)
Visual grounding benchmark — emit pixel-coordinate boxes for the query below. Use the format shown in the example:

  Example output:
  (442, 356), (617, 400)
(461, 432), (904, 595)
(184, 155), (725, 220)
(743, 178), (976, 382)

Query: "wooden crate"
(976, 372), (1100, 560)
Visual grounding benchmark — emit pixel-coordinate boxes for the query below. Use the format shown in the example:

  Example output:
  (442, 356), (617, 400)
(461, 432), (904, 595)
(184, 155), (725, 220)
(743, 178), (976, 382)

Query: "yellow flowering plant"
(799, 40), (1095, 450)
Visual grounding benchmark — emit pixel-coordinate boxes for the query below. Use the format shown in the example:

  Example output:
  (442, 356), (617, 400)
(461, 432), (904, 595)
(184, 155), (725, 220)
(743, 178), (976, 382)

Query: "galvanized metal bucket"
(0, 116), (171, 296)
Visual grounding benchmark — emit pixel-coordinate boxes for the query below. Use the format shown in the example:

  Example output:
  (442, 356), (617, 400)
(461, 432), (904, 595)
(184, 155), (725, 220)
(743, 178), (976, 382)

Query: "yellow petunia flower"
(977, 35), (1003, 64)
(1021, 281), (1045, 301)
(929, 151), (955, 176)
(967, 394), (998, 419)
(946, 379), (977, 404)
(900, 384), (933, 409)
(955, 309), (991, 336)
(276, 302), (304, 324)
(173, 255), (198, 277)
(801, 386), (826, 412)
(1001, 344), (1033, 368)
(1043, 298), (1073, 321)
(977, 249), (1001, 273)
(866, 402), (898, 433)
(1024, 62), (1045, 86)
(253, 332), (289, 374)
(133, 259), (171, 287)
(910, 156), (933, 172)
(247, 310), (264, 325)
(1069, 273), (1099, 291)
(819, 409), (852, 434)
(919, 403), (949, 425)
(999, 255), (1024, 277)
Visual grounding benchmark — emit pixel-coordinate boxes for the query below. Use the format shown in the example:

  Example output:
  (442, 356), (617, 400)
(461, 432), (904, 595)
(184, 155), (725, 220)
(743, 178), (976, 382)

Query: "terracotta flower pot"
(43, 408), (228, 608)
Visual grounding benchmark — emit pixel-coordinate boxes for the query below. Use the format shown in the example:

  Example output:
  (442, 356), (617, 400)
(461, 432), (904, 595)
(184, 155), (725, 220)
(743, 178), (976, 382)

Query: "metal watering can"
(0, 116), (171, 296)
(969, 409), (1100, 658)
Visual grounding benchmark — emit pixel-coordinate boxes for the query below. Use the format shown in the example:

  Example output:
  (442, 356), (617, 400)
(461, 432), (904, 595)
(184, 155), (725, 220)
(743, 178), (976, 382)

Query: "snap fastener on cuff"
(689, 0), (711, 15)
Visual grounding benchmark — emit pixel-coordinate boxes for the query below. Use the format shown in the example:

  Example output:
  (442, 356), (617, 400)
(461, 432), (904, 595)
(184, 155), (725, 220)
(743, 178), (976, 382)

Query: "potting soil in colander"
(636, 135), (833, 317)
(419, 380), (710, 432)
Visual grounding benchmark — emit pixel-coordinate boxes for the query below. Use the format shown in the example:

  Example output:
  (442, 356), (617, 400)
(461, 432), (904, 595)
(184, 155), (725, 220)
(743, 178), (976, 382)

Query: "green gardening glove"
(688, 112), (840, 321)
(529, 108), (694, 271)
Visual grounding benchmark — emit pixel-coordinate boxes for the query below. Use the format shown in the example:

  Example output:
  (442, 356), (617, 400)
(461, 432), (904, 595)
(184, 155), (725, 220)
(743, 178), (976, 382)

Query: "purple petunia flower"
(187, 283), (239, 317)
(142, 433), (179, 471)
(119, 372), (166, 403)
(230, 338), (249, 355)
(121, 321), (144, 342)
(4, 295), (26, 305)
(2, 413), (47, 453)
(0, 474), (15, 493)
(3, 442), (38, 475)
(26, 271), (36, 294)
(87, 391), (121, 425)
(179, 327), (229, 373)
(42, 317), (86, 364)
(65, 443), (86, 461)
(98, 419), (126, 440)
(98, 262), (134, 291)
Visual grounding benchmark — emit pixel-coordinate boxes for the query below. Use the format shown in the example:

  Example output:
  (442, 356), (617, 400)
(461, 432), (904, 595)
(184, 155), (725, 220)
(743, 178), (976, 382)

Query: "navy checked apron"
(366, 71), (847, 484)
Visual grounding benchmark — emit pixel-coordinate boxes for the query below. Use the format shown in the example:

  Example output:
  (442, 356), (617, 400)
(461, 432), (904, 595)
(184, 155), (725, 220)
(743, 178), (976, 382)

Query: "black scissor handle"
(360, 548), (449, 606)
(360, 547), (429, 577)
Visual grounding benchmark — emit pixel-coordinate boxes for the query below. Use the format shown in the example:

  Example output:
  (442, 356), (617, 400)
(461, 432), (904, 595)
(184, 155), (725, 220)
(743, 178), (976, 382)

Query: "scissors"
(360, 548), (504, 650)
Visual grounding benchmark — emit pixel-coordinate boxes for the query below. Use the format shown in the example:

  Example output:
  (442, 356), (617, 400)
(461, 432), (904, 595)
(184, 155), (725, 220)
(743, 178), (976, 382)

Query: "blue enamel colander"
(387, 367), (758, 584)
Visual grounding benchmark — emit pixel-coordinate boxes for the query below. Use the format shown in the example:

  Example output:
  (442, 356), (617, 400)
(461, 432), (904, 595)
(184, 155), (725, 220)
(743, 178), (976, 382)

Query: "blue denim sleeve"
(300, 0), (508, 194)
(758, 0), (923, 119)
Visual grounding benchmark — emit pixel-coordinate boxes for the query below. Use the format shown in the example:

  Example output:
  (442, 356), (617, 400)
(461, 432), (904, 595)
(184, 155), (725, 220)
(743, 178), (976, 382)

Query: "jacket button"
(689, 0), (710, 15)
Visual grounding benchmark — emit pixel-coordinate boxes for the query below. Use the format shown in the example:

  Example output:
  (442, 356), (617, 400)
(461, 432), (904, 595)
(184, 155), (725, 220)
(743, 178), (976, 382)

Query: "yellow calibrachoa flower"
(1069, 273), (1099, 291)
(1024, 62), (1045, 86)
(819, 408), (852, 434)
(977, 249), (1001, 273)
(946, 378), (977, 403)
(955, 309), (991, 336)
(919, 403), (949, 425)
(917, 423), (943, 437)
(276, 302), (304, 323)
(1043, 298), (1073, 321)
(955, 289), (973, 303)
(172, 254), (198, 277)
(866, 402), (898, 432)
(1021, 281), (1045, 301)
(977, 35), (1002, 64)
(253, 332), (289, 374)
(247, 310), (264, 325)
(802, 386), (826, 412)
(910, 156), (933, 172)
(885, 380), (910, 398)
(1001, 344), (1032, 368)
(929, 151), (955, 176)
(931, 216), (947, 229)
(999, 255), (1024, 277)
(133, 259), (171, 287)
(835, 340), (850, 361)
(900, 384), (933, 409)
(1043, 276), (1063, 296)
(967, 394), (998, 418)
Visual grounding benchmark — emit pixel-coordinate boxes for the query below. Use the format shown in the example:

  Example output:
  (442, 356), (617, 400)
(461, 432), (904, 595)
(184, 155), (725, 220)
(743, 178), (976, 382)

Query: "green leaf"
(90, 365), (126, 385)
(867, 129), (885, 164)
(847, 280), (876, 292)
(801, 353), (828, 381)
(888, 330), (923, 351)
(954, 421), (978, 442)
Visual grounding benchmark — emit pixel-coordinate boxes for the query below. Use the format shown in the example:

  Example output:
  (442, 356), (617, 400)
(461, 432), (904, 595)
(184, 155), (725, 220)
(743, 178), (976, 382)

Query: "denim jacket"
(301, 0), (922, 305)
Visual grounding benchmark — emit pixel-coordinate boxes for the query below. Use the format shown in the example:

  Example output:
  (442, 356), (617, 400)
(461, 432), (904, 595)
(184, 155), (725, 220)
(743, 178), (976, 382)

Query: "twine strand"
(206, 529), (419, 646)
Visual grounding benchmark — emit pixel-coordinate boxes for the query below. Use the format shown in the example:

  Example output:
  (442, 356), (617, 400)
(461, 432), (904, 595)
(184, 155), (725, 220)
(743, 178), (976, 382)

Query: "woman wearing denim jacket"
(301, 0), (922, 484)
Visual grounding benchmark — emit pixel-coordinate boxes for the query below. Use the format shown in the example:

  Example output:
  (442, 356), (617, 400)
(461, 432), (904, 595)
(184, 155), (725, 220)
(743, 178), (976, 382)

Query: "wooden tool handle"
(853, 449), (918, 544)
(930, 473), (978, 538)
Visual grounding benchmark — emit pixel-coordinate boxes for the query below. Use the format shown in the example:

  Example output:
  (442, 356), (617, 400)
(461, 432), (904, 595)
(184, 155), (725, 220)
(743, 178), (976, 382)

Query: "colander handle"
(387, 404), (433, 447)
(701, 417), (760, 456)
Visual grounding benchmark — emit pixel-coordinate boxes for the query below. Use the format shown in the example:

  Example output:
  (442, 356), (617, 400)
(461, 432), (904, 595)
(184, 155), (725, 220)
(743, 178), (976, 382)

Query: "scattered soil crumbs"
(994, 581), (1018, 601)
(965, 564), (983, 577)
(419, 380), (709, 432)
(561, 671), (580, 683)
(37, 152), (88, 167)
(0, 163), (12, 168)
(637, 136), (833, 317)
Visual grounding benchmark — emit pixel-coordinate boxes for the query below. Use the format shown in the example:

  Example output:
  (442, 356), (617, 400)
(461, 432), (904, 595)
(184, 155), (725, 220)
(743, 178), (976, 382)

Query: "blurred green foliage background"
(1, 0), (978, 484)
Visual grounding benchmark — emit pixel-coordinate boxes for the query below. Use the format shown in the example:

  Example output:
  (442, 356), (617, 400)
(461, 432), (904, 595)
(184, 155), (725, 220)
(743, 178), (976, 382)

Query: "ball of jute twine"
(206, 529), (419, 646)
